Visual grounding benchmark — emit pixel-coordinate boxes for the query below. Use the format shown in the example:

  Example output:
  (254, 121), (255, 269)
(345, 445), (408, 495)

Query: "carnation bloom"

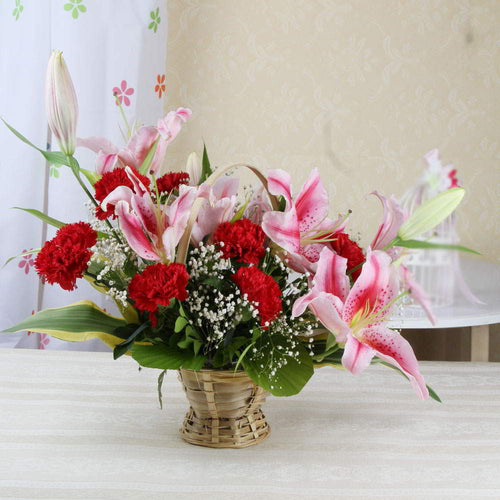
(34, 222), (97, 291)
(94, 167), (150, 219)
(156, 172), (190, 194)
(128, 263), (189, 314)
(328, 232), (365, 280)
(231, 266), (282, 327)
(214, 218), (267, 264)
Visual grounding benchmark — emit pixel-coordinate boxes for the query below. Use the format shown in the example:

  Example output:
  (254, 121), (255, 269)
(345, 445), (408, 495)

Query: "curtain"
(0, 0), (167, 350)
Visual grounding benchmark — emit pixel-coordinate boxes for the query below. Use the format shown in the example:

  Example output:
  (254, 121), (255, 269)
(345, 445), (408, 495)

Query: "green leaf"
(131, 344), (206, 370)
(64, 4), (73, 10)
(80, 168), (101, 186)
(78, 5), (86, 13)
(139, 137), (160, 175)
(377, 360), (442, 403)
(157, 369), (167, 409)
(391, 237), (479, 255)
(42, 151), (72, 167)
(234, 342), (254, 372)
(231, 199), (250, 223)
(243, 332), (314, 396)
(148, 21), (155, 30)
(72, 8), (79, 18)
(2, 300), (127, 348)
(2, 118), (42, 151)
(427, 384), (442, 403)
(398, 187), (465, 241)
(113, 322), (149, 360)
(202, 277), (225, 289)
(174, 316), (188, 333)
(200, 143), (213, 183)
(12, 207), (66, 229)
(277, 195), (287, 212)
(3, 248), (40, 269)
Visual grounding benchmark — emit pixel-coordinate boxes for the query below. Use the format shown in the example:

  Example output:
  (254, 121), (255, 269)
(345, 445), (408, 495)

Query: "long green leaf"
(392, 237), (479, 255)
(157, 369), (167, 409)
(2, 118), (42, 151)
(12, 207), (66, 229)
(80, 168), (101, 186)
(3, 248), (40, 269)
(131, 343), (206, 370)
(200, 143), (213, 183)
(41, 151), (72, 167)
(2, 300), (127, 348)
(113, 323), (149, 360)
(378, 360), (442, 403)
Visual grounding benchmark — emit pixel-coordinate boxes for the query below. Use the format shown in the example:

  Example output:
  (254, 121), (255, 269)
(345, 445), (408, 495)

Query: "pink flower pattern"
(39, 333), (50, 350)
(18, 249), (35, 275)
(113, 80), (134, 106)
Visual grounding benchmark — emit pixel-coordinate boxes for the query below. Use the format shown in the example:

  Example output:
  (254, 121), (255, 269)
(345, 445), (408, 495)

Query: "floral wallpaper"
(165, 0), (499, 262)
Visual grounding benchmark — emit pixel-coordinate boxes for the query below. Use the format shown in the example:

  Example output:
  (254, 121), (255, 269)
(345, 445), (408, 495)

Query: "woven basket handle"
(175, 163), (280, 264)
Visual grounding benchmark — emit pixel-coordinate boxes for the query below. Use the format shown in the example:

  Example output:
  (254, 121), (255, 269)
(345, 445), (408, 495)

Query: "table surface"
(1, 349), (499, 499)
(388, 258), (500, 329)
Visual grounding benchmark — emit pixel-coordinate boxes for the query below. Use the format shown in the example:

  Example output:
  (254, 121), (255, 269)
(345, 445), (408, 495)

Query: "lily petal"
(77, 136), (119, 154)
(212, 177), (239, 201)
(293, 290), (349, 343)
(131, 195), (160, 237)
(267, 169), (293, 209)
(157, 107), (192, 145)
(400, 265), (436, 325)
(295, 168), (329, 233)
(95, 152), (119, 175)
(360, 325), (429, 400)
(262, 207), (301, 254)
(115, 201), (160, 261)
(343, 249), (399, 325)
(370, 191), (407, 251)
(127, 126), (159, 166)
(191, 197), (236, 245)
(164, 185), (198, 255)
(314, 247), (350, 301)
(342, 333), (375, 374)
(101, 186), (134, 212)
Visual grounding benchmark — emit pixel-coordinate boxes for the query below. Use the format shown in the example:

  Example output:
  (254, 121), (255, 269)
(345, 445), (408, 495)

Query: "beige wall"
(165, 0), (499, 262)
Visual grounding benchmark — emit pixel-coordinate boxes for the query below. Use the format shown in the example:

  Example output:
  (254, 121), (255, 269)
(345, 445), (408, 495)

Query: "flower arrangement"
(3, 52), (475, 422)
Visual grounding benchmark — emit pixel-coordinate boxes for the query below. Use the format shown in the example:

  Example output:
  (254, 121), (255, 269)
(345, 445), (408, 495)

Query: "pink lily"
(78, 108), (191, 175)
(370, 191), (407, 251)
(190, 177), (239, 245)
(292, 247), (429, 399)
(102, 167), (197, 262)
(370, 191), (437, 324)
(262, 168), (345, 273)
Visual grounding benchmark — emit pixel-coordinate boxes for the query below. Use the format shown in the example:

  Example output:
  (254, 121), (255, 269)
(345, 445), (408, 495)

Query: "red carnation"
(329, 232), (365, 280)
(94, 167), (150, 219)
(156, 172), (190, 194)
(232, 266), (282, 327)
(128, 263), (189, 314)
(34, 222), (98, 291)
(214, 218), (267, 264)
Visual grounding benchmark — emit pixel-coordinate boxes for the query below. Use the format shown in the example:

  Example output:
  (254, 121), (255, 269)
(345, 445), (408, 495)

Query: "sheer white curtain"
(0, 0), (167, 350)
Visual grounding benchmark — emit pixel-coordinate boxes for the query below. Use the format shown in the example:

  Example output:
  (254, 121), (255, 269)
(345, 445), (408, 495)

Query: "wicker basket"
(178, 369), (270, 448)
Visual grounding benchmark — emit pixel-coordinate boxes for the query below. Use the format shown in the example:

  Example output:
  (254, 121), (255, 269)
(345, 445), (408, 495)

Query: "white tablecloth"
(0, 349), (499, 499)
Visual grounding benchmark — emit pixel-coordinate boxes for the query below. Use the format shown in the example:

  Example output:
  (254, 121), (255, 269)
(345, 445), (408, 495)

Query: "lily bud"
(186, 152), (201, 185)
(398, 187), (465, 241)
(45, 51), (78, 156)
